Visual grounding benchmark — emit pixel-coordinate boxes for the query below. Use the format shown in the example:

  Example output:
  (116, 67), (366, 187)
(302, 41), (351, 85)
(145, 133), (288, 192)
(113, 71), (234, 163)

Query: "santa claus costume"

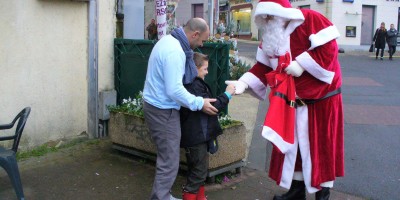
(236, 0), (344, 199)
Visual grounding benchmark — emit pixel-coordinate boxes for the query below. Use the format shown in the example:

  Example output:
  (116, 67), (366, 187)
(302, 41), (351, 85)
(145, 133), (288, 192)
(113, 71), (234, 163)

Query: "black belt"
(274, 88), (341, 108)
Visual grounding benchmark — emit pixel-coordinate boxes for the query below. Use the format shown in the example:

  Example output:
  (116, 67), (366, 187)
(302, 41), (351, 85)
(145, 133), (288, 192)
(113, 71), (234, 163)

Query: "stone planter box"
(109, 112), (247, 177)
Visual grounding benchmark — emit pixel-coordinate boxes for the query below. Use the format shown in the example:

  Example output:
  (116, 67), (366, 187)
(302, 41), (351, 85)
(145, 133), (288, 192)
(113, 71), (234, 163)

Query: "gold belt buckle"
(289, 100), (296, 108)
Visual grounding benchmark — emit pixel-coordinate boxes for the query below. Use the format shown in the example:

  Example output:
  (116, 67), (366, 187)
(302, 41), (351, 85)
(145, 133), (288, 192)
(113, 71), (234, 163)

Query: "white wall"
(0, 1), (88, 149)
(363, 0), (399, 30)
(332, 1), (362, 45)
(0, 0), (115, 149)
(98, 0), (117, 91)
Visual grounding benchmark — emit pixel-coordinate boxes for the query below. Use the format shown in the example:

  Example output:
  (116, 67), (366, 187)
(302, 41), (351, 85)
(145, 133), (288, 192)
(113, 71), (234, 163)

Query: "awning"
(230, 3), (253, 11)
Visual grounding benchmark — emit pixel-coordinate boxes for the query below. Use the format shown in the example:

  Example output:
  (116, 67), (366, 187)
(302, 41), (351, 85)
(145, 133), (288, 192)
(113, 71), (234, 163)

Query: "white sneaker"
(170, 195), (182, 200)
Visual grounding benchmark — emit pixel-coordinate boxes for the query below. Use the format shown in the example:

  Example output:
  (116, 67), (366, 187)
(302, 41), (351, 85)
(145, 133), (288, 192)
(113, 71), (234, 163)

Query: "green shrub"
(107, 92), (144, 117)
(229, 58), (251, 80)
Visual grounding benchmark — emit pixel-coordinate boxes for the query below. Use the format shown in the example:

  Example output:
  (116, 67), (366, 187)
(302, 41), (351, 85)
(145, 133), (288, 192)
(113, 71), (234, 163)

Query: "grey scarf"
(170, 27), (198, 84)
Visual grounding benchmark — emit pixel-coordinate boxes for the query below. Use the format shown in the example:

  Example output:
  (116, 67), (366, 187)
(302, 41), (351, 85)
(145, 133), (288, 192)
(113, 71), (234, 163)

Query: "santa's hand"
(285, 61), (305, 77)
(225, 80), (248, 95)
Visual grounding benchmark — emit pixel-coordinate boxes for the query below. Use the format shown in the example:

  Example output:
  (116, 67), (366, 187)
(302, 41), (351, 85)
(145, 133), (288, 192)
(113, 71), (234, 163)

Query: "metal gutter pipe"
(88, 0), (99, 138)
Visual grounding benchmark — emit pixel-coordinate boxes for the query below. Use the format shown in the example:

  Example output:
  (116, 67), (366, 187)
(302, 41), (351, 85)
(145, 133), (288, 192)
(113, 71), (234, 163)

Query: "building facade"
(289, 0), (400, 45)
(143, 1), (399, 45)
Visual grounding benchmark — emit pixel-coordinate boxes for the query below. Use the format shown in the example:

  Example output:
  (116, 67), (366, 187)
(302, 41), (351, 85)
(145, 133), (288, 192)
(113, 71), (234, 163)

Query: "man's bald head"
(184, 18), (210, 49)
(184, 18), (209, 34)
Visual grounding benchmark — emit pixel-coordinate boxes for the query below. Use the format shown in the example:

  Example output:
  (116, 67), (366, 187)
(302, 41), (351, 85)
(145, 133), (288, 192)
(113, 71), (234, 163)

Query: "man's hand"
(285, 61), (305, 77)
(225, 80), (248, 95)
(202, 98), (218, 115)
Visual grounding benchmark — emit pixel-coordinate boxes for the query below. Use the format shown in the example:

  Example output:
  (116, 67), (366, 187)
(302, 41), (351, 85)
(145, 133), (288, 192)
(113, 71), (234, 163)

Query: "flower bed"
(108, 93), (247, 174)
(109, 111), (246, 171)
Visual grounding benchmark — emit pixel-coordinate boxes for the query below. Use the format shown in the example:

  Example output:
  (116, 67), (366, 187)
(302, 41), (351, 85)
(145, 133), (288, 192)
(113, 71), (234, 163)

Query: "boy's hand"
(202, 98), (218, 115)
(225, 80), (248, 95)
(225, 84), (235, 95)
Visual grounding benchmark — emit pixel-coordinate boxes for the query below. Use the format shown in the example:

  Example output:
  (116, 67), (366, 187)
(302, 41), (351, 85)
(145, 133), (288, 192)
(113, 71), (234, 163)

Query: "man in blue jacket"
(143, 18), (217, 200)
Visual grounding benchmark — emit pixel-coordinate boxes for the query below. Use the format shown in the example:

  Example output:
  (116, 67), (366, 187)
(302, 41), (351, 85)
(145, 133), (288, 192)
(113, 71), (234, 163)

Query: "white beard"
(259, 17), (289, 57)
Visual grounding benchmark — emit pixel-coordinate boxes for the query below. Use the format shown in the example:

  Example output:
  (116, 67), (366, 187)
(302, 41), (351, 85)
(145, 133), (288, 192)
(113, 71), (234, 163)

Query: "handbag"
(369, 43), (375, 52)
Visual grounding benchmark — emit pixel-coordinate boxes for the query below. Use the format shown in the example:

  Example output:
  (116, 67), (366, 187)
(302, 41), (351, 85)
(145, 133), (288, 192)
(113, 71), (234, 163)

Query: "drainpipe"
(88, 0), (99, 138)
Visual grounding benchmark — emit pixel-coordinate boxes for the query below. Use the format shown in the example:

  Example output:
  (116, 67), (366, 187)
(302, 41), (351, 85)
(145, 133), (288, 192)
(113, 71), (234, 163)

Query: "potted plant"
(108, 92), (247, 174)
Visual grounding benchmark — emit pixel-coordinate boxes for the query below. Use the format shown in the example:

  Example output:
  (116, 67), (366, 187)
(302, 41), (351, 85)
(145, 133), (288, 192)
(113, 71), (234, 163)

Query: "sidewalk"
(0, 138), (365, 200)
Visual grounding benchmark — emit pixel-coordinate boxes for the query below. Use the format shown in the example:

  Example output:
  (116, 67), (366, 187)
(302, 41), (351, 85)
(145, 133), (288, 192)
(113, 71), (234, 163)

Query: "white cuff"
(295, 52), (335, 84)
(239, 72), (267, 100)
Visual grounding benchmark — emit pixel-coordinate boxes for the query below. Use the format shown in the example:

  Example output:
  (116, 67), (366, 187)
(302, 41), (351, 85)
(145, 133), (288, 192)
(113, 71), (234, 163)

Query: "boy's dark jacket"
(180, 77), (230, 148)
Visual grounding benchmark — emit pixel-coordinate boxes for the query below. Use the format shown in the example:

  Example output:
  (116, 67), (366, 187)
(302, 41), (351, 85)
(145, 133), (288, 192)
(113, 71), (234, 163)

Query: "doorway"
(361, 5), (375, 45)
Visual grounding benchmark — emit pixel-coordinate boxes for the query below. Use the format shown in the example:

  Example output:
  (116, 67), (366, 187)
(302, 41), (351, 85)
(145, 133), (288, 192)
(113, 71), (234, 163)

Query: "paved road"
(238, 40), (400, 200)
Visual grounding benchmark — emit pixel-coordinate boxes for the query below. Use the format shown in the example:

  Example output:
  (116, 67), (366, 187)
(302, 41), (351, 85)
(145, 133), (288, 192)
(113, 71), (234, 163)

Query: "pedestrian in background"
(143, 18), (217, 200)
(146, 19), (158, 40)
(180, 52), (235, 200)
(373, 22), (387, 60)
(386, 23), (398, 60)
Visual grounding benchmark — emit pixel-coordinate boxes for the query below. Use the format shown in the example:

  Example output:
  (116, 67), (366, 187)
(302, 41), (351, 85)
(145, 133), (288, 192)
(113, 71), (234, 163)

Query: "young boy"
(180, 52), (235, 200)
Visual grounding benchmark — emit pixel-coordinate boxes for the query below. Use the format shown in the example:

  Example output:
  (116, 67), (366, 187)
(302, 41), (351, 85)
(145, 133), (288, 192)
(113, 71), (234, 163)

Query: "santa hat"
(255, 0), (305, 35)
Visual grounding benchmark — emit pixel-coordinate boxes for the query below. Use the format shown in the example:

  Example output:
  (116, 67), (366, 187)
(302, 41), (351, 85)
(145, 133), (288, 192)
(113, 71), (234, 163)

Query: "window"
(346, 26), (356, 37)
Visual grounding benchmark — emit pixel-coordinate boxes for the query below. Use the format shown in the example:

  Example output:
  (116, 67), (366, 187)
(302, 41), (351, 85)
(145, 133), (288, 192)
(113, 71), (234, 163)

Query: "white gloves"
(225, 80), (248, 95)
(285, 61), (305, 77)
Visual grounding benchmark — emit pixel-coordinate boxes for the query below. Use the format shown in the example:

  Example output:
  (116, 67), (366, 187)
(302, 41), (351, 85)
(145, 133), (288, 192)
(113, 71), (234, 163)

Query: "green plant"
(218, 114), (234, 127)
(107, 91), (144, 117)
(229, 58), (251, 80)
(218, 114), (242, 128)
(251, 37), (258, 41)
(16, 138), (96, 161)
(16, 144), (58, 160)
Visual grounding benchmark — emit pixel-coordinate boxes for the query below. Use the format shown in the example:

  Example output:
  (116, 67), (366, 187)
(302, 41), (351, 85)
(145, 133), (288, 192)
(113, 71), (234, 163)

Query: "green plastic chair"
(0, 107), (31, 200)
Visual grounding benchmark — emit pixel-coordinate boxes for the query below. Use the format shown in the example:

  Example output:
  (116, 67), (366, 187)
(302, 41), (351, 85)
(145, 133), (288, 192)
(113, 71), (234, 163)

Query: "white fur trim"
(255, 2), (305, 35)
(320, 181), (334, 188)
(255, 48), (278, 70)
(256, 47), (271, 66)
(309, 25), (340, 50)
(239, 72), (267, 100)
(296, 106), (318, 193)
(280, 138), (297, 189)
(295, 52), (335, 84)
(273, 106), (319, 193)
(269, 58), (278, 70)
(262, 126), (293, 154)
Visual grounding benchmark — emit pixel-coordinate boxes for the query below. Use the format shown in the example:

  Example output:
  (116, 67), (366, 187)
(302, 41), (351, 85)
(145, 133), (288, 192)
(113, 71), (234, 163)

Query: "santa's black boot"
(315, 187), (330, 200)
(273, 180), (306, 200)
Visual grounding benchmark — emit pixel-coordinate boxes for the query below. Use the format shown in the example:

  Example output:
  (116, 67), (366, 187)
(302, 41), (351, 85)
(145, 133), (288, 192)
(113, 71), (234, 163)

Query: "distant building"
(142, 0), (399, 46)
(289, 0), (399, 46)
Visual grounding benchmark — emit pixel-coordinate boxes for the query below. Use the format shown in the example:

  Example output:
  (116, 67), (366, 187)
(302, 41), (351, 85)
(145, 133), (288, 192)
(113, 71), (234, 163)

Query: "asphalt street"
(238, 40), (400, 200)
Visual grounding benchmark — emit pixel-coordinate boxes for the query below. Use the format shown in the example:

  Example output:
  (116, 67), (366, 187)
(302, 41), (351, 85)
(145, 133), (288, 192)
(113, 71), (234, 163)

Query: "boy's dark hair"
(193, 52), (209, 68)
